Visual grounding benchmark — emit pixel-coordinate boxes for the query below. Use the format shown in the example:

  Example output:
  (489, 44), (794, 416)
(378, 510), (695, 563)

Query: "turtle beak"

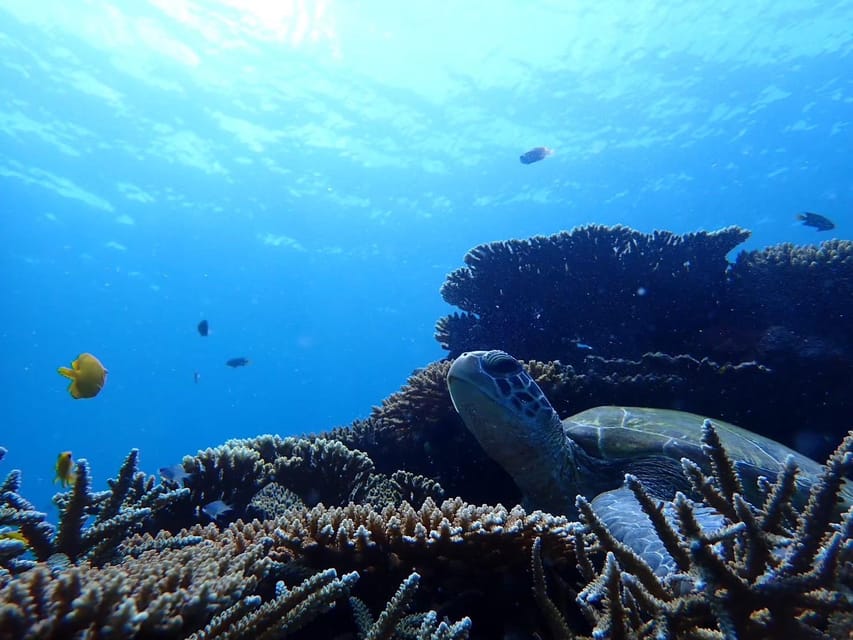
(447, 351), (504, 420)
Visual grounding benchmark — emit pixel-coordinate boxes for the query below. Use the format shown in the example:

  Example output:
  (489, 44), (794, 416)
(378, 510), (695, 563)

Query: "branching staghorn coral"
(538, 425), (853, 639)
(265, 497), (583, 637)
(0, 524), (272, 639)
(1, 449), (187, 573)
(53, 450), (189, 565)
(185, 567), (359, 640)
(395, 612), (472, 640)
(350, 571), (472, 640)
(530, 537), (579, 640)
(1, 452), (49, 576)
(351, 571), (422, 640)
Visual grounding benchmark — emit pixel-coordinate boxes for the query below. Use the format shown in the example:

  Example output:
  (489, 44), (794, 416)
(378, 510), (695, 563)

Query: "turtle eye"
(482, 351), (523, 376)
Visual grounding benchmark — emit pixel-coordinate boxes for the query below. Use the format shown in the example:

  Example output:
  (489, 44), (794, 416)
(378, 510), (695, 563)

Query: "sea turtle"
(447, 349), (851, 576)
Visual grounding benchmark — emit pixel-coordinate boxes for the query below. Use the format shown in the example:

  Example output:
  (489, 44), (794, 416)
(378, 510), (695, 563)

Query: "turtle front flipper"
(589, 486), (727, 580)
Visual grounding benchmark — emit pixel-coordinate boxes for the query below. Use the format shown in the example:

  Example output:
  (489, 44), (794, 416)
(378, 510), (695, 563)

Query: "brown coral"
(2, 415), (852, 639)
(329, 361), (458, 458)
(0, 525), (272, 639)
(323, 361), (520, 506)
(1, 496), (584, 639)
(264, 498), (585, 637)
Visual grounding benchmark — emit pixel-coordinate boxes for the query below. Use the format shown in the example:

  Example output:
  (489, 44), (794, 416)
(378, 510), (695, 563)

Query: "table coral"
(435, 227), (853, 461)
(436, 225), (749, 363)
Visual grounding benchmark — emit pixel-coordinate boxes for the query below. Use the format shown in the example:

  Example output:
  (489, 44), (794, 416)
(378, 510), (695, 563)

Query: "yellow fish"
(57, 353), (107, 399)
(55, 451), (76, 488)
(0, 530), (28, 546)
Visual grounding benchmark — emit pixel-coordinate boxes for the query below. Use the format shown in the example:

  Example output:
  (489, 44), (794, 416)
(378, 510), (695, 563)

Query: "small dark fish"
(202, 499), (232, 520)
(226, 357), (250, 368)
(194, 371), (200, 384)
(197, 320), (209, 336)
(519, 146), (554, 165)
(797, 212), (834, 231)
(159, 464), (192, 486)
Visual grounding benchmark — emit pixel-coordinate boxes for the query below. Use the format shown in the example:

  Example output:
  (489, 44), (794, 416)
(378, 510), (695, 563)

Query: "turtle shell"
(562, 406), (829, 490)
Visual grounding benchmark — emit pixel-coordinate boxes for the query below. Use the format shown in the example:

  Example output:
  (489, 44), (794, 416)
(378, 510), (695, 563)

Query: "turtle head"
(447, 350), (579, 515)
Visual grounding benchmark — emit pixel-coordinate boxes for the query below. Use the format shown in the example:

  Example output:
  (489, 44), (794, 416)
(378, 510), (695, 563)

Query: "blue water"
(1, 1), (850, 516)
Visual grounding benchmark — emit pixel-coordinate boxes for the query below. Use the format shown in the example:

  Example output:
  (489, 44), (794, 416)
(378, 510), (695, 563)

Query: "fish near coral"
(57, 353), (107, 399)
(159, 464), (192, 486)
(0, 530), (28, 545)
(797, 211), (835, 231)
(202, 499), (232, 521)
(55, 451), (76, 488)
(519, 146), (554, 164)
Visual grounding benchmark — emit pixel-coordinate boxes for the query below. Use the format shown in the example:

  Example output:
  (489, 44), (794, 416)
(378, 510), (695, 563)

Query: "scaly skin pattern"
(447, 349), (578, 516)
(446, 349), (847, 575)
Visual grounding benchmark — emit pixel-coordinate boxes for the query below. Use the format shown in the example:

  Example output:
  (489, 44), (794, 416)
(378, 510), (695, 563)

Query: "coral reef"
(3, 229), (852, 638)
(2, 412), (851, 638)
(1, 525), (271, 639)
(436, 225), (749, 363)
(547, 424), (853, 639)
(0, 489), (581, 638)
(728, 239), (853, 353)
(257, 498), (583, 637)
(435, 226), (853, 460)
(184, 567), (360, 640)
(325, 361), (521, 505)
(350, 572), (472, 639)
(1, 449), (187, 573)
(1, 448), (45, 576)
(155, 435), (380, 530)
